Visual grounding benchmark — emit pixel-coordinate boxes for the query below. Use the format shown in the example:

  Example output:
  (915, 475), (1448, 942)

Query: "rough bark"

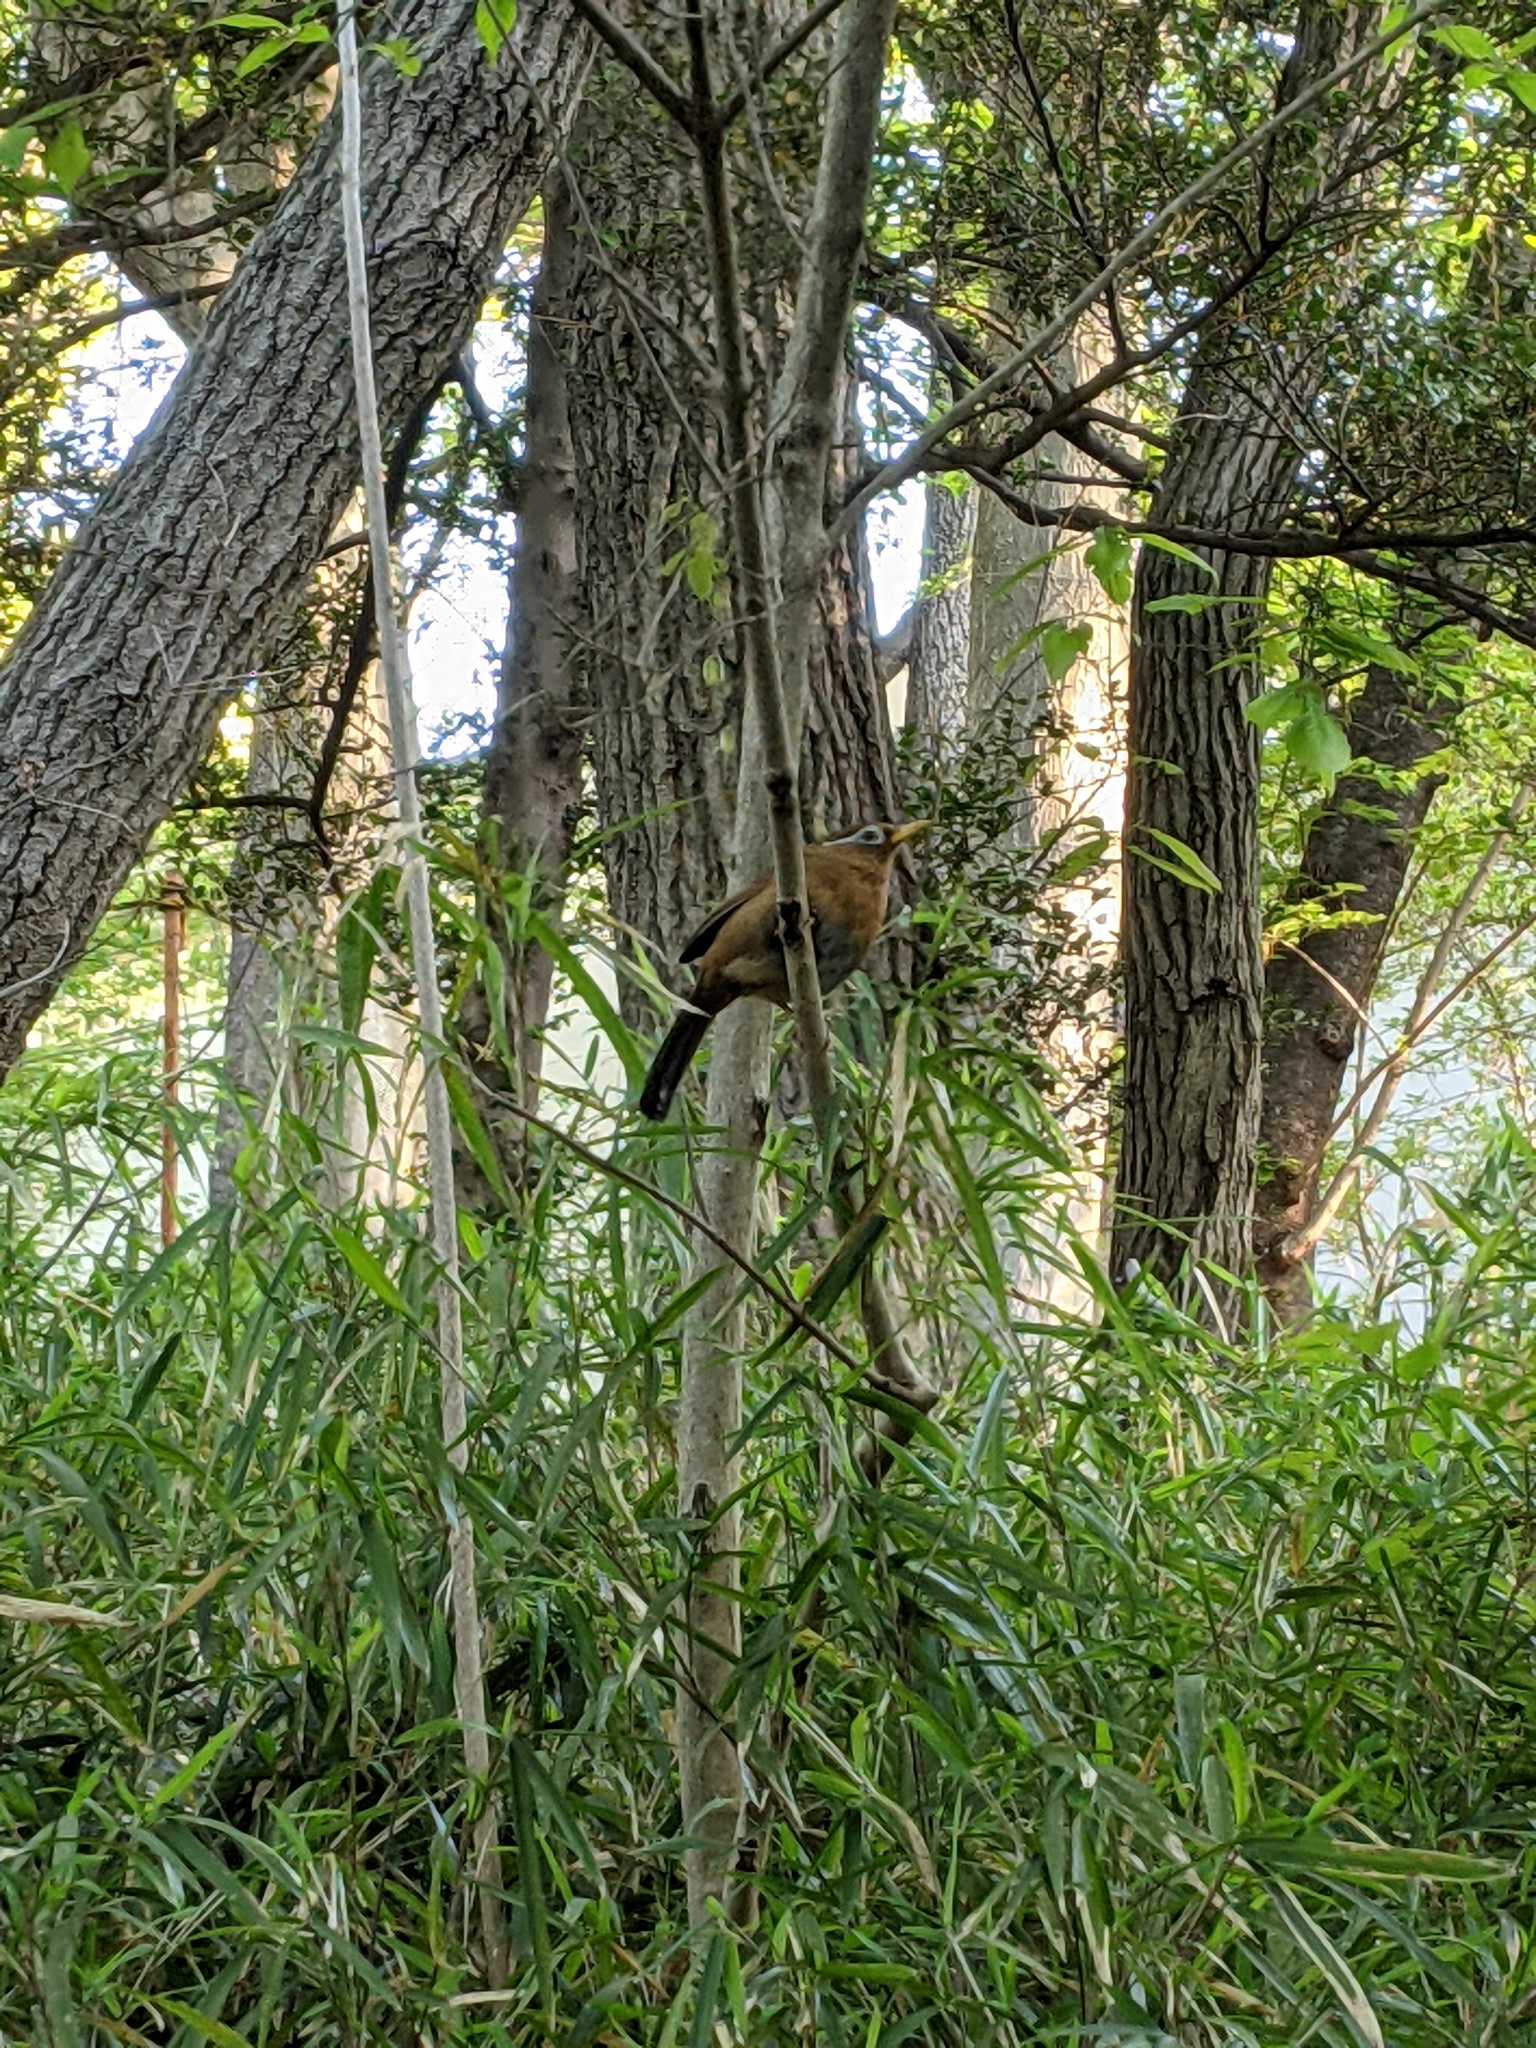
(1254, 664), (1447, 1314)
(1113, 1), (1404, 1292)
(0, 0), (588, 1078)
(560, 75), (899, 1002)
(1114, 357), (1294, 1286)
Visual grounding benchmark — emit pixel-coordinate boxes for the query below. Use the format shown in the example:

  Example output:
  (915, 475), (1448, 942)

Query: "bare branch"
(564, 0), (695, 130)
(1289, 781), (1536, 1263)
(834, 0), (1451, 540)
(716, 0), (850, 127)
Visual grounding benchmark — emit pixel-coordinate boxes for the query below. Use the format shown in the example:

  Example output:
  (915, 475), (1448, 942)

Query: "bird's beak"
(889, 819), (935, 847)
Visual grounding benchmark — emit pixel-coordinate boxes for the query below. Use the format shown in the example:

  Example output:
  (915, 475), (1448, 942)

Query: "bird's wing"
(678, 871), (770, 964)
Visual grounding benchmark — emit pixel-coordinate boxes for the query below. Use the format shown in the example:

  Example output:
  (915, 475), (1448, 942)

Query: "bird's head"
(826, 819), (934, 861)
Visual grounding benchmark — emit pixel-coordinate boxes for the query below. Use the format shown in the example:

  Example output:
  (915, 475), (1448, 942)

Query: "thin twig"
(834, 0), (1450, 539)
(564, 0), (694, 130)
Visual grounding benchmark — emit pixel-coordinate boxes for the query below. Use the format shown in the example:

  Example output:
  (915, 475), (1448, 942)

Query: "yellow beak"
(889, 819), (935, 847)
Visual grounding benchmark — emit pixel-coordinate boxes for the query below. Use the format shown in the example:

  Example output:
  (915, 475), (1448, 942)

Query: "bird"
(639, 818), (933, 1121)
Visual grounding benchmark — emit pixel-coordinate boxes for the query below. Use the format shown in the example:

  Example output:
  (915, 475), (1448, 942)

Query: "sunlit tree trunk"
(969, 319), (1128, 1310)
(904, 477), (976, 755)
(461, 169), (584, 1195)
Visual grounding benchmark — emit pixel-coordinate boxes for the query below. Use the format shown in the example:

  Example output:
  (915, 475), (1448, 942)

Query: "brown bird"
(639, 819), (932, 1120)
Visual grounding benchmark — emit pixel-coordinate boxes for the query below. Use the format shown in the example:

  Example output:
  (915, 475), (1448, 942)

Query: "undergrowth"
(2, 1021), (1535, 2047)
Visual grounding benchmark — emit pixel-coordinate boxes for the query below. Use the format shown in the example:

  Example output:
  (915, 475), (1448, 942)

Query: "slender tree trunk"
(904, 477), (975, 755)
(968, 318), (1128, 1306)
(461, 168), (584, 1191)
(0, 0), (589, 1078)
(1255, 664), (1448, 1316)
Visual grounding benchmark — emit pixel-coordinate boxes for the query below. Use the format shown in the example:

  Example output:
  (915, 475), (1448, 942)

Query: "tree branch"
(833, 0), (1451, 540)
(563, 0), (695, 130)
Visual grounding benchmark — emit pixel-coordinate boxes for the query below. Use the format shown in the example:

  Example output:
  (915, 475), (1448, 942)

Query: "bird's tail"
(640, 1007), (714, 1120)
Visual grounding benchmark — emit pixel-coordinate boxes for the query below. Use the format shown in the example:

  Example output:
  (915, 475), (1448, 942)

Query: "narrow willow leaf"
(1266, 1879), (1383, 2048)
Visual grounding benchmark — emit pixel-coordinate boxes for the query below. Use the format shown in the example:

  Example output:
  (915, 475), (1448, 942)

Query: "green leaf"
(1285, 702), (1351, 788)
(1317, 622), (1419, 675)
(1146, 592), (1260, 616)
(1430, 24), (1502, 60)
(142, 1711), (252, 1821)
(360, 1511), (429, 1672)
(475, 0), (518, 61)
(992, 540), (1078, 601)
(1173, 1673), (1206, 1783)
(209, 11), (287, 26)
(1138, 532), (1218, 579)
(688, 1932), (729, 2048)
(1499, 66), (1536, 114)
(235, 34), (294, 76)
(0, 123), (33, 173)
(1086, 525), (1133, 604)
(43, 119), (89, 195)
(510, 1739), (555, 2016)
(1244, 680), (1310, 732)
(328, 1223), (412, 1318)
(335, 868), (391, 1035)
(442, 1065), (514, 1207)
(1215, 1719), (1252, 1827)
(1265, 1880), (1383, 2048)
(1131, 827), (1222, 893)
(526, 911), (645, 1083)
(1041, 621), (1092, 686)
(1201, 1753), (1235, 1840)
(684, 512), (721, 603)
(151, 2001), (253, 2048)
(1050, 832), (1111, 886)
(1244, 1835), (1508, 1882)
(368, 36), (423, 78)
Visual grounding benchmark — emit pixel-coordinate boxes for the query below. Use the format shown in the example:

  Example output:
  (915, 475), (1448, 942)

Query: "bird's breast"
(812, 917), (870, 994)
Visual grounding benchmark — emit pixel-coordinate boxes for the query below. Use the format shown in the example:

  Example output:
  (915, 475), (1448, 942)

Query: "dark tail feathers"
(640, 1008), (714, 1120)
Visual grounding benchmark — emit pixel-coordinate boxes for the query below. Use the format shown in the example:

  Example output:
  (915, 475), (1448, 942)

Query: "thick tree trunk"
(560, 84), (898, 1007)
(0, 0), (587, 1079)
(1113, 1), (1399, 1293)
(1114, 362), (1295, 1287)
(1255, 664), (1446, 1315)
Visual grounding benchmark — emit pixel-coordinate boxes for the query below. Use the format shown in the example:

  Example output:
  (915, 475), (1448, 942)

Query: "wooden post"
(161, 873), (184, 1247)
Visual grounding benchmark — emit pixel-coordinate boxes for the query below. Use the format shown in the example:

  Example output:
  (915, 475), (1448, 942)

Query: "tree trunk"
(560, 81), (899, 1008)
(1113, 1), (1402, 1294)
(1114, 360), (1294, 1288)
(1255, 664), (1447, 1315)
(462, 167), (584, 1191)
(0, 0), (588, 1079)
(904, 477), (975, 755)
(969, 318), (1128, 1308)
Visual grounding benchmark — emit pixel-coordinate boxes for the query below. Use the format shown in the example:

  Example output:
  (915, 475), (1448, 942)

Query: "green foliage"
(2, 976), (1535, 2043)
